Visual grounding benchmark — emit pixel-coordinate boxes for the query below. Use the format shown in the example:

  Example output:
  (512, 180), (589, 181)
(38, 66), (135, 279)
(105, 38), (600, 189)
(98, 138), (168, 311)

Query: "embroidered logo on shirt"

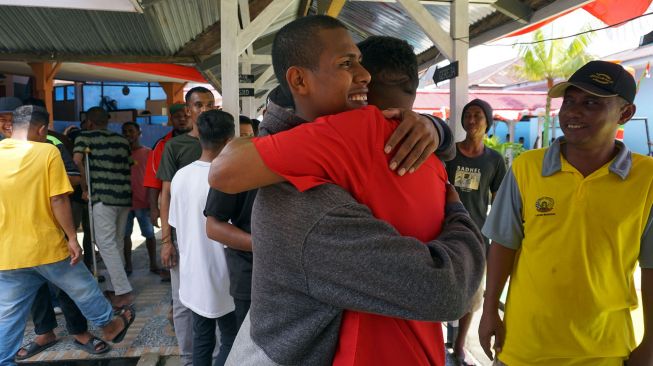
(535, 197), (555, 213)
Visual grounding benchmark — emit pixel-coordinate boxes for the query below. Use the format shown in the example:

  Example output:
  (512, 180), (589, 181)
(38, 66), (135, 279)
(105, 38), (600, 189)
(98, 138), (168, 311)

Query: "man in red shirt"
(143, 103), (190, 227)
(212, 21), (483, 366)
(122, 122), (159, 276)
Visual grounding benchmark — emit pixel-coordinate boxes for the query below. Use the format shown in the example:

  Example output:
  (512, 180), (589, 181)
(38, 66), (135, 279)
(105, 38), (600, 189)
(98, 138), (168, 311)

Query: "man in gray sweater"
(214, 16), (485, 365)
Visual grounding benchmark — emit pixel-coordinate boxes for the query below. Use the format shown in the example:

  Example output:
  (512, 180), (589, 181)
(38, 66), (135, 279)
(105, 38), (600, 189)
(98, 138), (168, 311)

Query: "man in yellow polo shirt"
(479, 60), (653, 365)
(0, 106), (134, 365)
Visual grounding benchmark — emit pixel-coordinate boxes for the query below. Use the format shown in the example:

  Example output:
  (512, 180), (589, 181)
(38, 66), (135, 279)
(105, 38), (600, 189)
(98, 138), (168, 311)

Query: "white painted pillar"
(221, 0), (240, 135)
(450, 0), (469, 142)
(239, 0), (255, 119)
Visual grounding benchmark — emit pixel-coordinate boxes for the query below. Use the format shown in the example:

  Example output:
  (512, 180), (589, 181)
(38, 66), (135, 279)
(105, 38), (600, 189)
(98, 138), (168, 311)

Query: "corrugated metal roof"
(337, 1), (495, 54)
(147, 0), (220, 54)
(0, 0), (219, 57)
(0, 0), (589, 97)
(202, 0), (496, 94)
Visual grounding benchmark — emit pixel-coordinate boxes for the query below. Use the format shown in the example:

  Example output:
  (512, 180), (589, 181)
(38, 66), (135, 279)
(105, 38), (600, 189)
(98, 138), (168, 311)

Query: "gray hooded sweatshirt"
(226, 101), (486, 366)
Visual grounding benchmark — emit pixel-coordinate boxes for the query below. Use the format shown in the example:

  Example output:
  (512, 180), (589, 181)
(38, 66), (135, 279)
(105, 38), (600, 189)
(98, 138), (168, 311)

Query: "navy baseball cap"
(548, 61), (636, 104)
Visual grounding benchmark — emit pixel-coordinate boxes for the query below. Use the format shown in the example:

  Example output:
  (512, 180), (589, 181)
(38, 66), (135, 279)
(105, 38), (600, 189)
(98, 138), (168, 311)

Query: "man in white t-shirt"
(169, 110), (237, 366)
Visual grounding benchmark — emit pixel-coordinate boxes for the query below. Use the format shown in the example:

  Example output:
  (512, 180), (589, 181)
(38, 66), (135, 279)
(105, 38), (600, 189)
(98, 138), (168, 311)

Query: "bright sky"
(466, 3), (653, 73)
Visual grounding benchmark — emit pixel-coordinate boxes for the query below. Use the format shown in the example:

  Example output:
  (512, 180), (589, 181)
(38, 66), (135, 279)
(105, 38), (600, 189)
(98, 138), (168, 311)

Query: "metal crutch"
(84, 147), (99, 279)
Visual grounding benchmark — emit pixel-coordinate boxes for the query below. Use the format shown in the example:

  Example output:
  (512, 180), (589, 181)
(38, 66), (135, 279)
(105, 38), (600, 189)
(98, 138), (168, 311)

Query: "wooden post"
(159, 82), (186, 106)
(28, 62), (61, 127)
(160, 82), (186, 125)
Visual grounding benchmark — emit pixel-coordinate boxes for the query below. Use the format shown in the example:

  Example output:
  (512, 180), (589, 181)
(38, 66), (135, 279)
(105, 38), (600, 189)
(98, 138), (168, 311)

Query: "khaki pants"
(93, 202), (132, 295)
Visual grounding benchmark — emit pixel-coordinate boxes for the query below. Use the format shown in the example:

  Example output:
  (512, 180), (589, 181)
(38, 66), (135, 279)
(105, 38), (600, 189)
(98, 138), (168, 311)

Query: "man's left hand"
(382, 108), (438, 176)
(627, 342), (653, 365)
(68, 238), (82, 265)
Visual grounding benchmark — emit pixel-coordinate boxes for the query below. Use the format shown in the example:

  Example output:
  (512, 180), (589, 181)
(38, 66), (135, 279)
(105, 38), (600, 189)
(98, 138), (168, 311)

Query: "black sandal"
(110, 305), (136, 343)
(15, 339), (58, 360)
(73, 336), (111, 354)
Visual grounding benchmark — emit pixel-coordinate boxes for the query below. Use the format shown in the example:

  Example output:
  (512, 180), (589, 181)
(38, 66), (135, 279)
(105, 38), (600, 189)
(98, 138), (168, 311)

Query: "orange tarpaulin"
(583, 0), (651, 25)
(87, 62), (207, 83)
(505, 0), (652, 38)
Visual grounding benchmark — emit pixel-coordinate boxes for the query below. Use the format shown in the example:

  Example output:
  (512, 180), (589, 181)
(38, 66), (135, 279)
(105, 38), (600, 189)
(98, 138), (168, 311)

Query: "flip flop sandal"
(15, 339), (59, 360)
(73, 336), (111, 355)
(111, 305), (136, 344)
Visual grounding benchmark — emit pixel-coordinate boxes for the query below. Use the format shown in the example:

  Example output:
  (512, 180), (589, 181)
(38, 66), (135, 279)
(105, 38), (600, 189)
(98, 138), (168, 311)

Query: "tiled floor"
(18, 233), (179, 364)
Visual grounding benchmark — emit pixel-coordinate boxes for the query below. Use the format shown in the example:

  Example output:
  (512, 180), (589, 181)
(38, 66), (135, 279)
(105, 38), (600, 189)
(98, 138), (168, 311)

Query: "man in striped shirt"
(73, 107), (133, 309)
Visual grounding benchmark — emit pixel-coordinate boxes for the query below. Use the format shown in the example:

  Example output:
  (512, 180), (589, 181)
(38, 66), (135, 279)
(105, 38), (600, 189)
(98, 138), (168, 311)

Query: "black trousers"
(31, 283), (87, 336)
(233, 298), (251, 332)
(72, 200), (93, 270)
(192, 311), (238, 366)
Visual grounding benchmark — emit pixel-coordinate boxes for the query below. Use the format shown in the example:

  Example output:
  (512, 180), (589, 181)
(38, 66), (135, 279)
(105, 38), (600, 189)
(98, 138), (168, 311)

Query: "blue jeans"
(0, 258), (113, 366)
(125, 208), (155, 239)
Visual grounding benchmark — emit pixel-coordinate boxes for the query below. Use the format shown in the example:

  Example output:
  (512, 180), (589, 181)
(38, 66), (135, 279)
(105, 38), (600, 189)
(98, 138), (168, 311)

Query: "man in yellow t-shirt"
(479, 61), (653, 366)
(0, 105), (135, 365)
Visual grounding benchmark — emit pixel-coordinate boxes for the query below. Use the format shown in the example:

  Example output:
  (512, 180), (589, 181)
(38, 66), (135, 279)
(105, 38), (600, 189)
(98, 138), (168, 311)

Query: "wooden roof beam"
(254, 65), (275, 89)
(470, 0), (591, 47)
(397, 0), (454, 60)
(0, 53), (196, 63)
(238, 0), (295, 56)
(240, 54), (272, 64)
(317, 0), (346, 17)
(297, 0), (312, 16)
(177, 0), (275, 57)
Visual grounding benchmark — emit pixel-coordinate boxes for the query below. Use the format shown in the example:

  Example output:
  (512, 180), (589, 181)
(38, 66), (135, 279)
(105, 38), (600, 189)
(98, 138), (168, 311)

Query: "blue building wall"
(489, 120), (532, 148)
(490, 113), (651, 155)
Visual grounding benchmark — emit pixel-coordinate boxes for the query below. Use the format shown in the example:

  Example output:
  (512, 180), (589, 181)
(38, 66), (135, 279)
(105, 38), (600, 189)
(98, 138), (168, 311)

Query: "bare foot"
(110, 292), (134, 309)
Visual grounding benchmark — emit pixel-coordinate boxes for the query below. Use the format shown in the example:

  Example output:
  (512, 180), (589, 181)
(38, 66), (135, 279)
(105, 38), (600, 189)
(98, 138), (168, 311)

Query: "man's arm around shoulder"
(209, 138), (283, 194)
(300, 184), (485, 322)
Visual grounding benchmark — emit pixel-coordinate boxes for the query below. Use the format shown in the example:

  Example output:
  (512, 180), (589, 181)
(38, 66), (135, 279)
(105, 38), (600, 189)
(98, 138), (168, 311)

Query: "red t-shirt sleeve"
(143, 140), (165, 189)
(252, 106), (382, 193)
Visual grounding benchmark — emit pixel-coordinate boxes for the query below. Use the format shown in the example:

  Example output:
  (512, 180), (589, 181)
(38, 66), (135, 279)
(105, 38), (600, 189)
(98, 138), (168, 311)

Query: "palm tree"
(513, 29), (594, 147)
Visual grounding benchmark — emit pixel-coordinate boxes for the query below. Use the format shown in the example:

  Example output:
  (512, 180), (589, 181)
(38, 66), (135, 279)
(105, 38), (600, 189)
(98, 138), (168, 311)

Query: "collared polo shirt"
(483, 138), (653, 366)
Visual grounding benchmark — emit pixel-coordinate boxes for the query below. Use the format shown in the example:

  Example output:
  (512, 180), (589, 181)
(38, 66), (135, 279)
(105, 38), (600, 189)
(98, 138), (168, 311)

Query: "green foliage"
(512, 28), (594, 147)
(484, 135), (526, 164)
(483, 135), (503, 152)
(513, 29), (594, 83)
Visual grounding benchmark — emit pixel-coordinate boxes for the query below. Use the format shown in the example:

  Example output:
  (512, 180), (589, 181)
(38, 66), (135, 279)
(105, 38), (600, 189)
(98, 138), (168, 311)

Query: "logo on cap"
(589, 73), (613, 85)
